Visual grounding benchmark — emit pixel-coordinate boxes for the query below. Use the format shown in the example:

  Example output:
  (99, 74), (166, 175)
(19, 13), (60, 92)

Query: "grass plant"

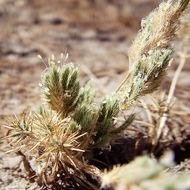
(4, 0), (189, 189)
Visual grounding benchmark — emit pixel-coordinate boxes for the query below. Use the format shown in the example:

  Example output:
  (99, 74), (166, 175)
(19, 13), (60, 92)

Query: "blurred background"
(0, 0), (162, 120)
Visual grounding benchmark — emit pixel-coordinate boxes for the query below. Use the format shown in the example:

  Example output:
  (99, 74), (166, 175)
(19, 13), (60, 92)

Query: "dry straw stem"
(116, 0), (189, 108)
(155, 51), (190, 145)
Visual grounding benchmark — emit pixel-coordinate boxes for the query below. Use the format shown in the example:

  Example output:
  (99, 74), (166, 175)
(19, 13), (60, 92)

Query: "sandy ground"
(0, 0), (190, 189)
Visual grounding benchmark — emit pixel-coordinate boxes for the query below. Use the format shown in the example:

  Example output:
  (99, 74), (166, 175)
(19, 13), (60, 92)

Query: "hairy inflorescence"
(116, 0), (189, 108)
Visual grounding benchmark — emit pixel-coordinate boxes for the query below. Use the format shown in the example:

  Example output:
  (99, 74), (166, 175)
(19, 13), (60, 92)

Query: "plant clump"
(4, 0), (189, 189)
